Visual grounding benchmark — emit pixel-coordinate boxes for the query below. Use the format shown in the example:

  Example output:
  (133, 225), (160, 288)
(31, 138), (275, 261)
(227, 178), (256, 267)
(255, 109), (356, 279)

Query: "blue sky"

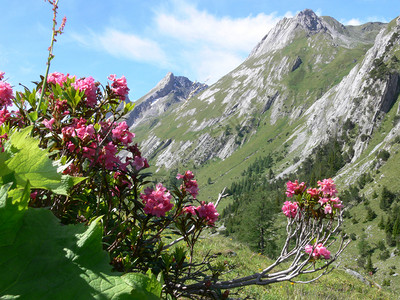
(0, 0), (399, 99)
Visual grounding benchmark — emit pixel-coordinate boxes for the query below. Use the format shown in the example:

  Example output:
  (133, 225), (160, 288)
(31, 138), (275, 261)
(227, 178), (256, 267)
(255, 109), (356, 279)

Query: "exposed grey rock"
(291, 56), (303, 72)
(125, 72), (207, 129)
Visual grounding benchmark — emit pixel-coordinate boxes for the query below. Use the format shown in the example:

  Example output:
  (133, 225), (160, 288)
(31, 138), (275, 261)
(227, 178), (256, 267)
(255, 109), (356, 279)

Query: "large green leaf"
(0, 127), (162, 299)
(0, 186), (160, 299)
(0, 127), (84, 195)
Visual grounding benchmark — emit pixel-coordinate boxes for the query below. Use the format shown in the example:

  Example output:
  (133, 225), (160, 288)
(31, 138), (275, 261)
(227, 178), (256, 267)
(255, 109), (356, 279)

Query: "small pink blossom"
(0, 81), (14, 108)
(112, 121), (134, 145)
(282, 201), (299, 218)
(0, 108), (11, 125)
(324, 204), (332, 214)
(183, 205), (196, 215)
(307, 188), (319, 198)
(330, 197), (343, 209)
(140, 183), (174, 217)
(47, 72), (68, 86)
(177, 170), (198, 198)
(317, 178), (337, 197)
(185, 179), (199, 198)
(0, 72), (4, 80)
(72, 76), (97, 107)
(177, 170), (195, 181)
(305, 243), (330, 259)
(318, 197), (329, 205)
(42, 118), (55, 130)
(108, 74), (130, 101)
(286, 180), (306, 197)
(196, 201), (219, 226)
(132, 155), (146, 171)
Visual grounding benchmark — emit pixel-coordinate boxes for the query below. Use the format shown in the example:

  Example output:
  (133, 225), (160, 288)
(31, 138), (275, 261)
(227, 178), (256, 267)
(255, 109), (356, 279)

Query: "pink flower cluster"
(286, 180), (306, 197)
(108, 74), (130, 101)
(59, 118), (145, 174)
(177, 170), (199, 198)
(305, 243), (331, 260)
(112, 121), (134, 146)
(140, 183), (174, 217)
(72, 76), (97, 107)
(0, 108), (24, 129)
(184, 201), (219, 226)
(47, 72), (69, 86)
(0, 72), (13, 108)
(283, 178), (343, 218)
(282, 201), (299, 218)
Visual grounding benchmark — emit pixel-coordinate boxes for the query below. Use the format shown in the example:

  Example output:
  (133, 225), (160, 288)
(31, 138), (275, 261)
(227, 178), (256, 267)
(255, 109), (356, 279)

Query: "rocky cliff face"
(125, 72), (207, 128)
(130, 9), (399, 181)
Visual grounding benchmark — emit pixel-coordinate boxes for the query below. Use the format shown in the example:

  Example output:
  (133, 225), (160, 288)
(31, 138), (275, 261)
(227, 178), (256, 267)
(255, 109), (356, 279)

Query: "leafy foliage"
(0, 130), (161, 299)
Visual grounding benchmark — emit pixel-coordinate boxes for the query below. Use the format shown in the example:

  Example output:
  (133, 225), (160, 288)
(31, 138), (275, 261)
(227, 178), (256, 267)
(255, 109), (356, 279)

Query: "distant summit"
(250, 9), (385, 57)
(125, 72), (207, 128)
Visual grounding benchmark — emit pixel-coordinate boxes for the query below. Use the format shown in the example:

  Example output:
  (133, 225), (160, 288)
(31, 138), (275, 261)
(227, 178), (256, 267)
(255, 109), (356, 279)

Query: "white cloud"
(70, 28), (169, 67)
(344, 18), (362, 26)
(155, 1), (281, 53)
(153, 0), (288, 83)
(180, 47), (244, 84)
(342, 16), (389, 26)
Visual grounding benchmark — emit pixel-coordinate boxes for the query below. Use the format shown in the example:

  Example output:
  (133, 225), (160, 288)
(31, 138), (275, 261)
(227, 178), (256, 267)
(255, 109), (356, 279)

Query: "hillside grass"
(188, 234), (396, 299)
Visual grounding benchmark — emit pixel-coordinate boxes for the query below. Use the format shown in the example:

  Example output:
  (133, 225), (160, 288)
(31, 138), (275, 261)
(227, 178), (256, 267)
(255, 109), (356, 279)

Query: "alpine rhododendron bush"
(0, 1), (350, 299)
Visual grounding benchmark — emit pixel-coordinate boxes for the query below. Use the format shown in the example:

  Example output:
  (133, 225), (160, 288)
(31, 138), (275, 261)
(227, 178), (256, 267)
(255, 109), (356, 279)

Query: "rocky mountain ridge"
(125, 72), (207, 128)
(128, 9), (400, 190)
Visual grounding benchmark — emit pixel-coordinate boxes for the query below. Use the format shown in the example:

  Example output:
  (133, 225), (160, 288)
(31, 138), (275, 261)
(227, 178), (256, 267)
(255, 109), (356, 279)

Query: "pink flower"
(315, 243), (331, 259)
(183, 205), (196, 215)
(47, 72), (68, 86)
(99, 142), (120, 170)
(0, 108), (11, 125)
(305, 244), (313, 255)
(30, 191), (38, 200)
(282, 201), (299, 218)
(0, 71), (4, 80)
(196, 201), (219, 226)
(112, 121), (134, 145)
(176, 170), (195, 181)
(324, 204), (332, 214)
(42, 118), (55, 130)
(330, 197), (343, 209)
(185, 179), (199, 199)
(317, 178), (337, 197)
(132, 155), (147, 171)
(140, 183), (174, 217)
(0, 81), (14, 108)
(72, 76), (97, 107)
(177, 170), (199, 198)
(318, 197), (329, 205)
(307, 188), (319, 198)
(305, 243), (331, 260)
(286, 180), (306, 197)
(108, 74), (130, 101)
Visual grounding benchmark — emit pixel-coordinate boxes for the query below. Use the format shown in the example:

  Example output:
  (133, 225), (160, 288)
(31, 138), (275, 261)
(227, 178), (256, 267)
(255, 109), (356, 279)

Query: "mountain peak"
(295, 9), (326, 33)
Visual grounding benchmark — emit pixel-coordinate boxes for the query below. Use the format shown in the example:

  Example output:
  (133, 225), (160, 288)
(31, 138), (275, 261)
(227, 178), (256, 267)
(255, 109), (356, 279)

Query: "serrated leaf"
(1, 127), (85, 194)
(0, 190), (160, 299)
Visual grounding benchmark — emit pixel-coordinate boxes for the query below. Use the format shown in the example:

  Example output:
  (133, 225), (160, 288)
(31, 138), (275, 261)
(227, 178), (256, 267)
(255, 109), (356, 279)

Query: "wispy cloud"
(153, 0), (287, 82)
(70, 28), (169, 67)
(344, 18), (362, 26)
(342, 16), (389, 25)
(70, 0), (290, 84)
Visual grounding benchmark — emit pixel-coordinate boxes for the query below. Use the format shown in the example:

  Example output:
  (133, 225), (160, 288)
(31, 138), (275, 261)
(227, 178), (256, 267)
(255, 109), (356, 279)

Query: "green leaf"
(28, 111), (38, 122)
(0, 127), (85, 195)
(0, 189), (160, 299)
